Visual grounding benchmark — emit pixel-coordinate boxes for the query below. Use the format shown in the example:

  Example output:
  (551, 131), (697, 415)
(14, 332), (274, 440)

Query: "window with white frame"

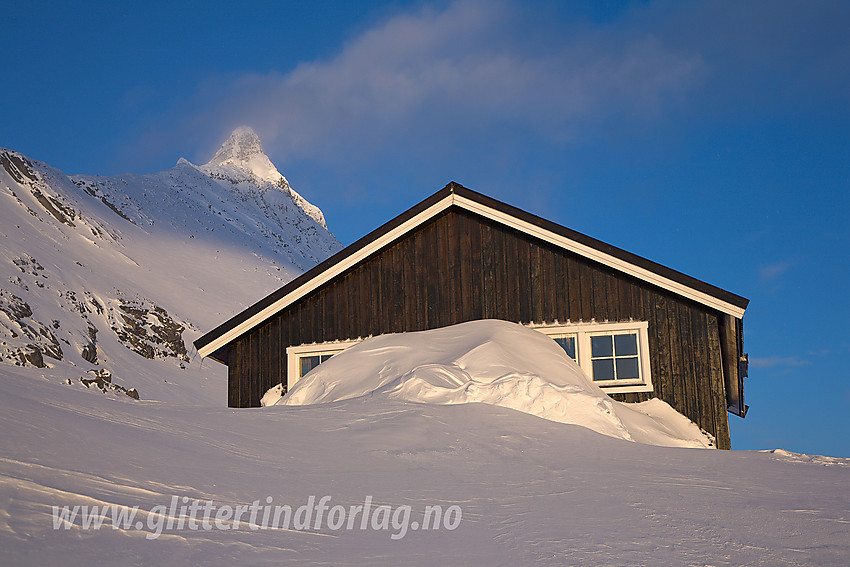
(285, 340), (361, 389)
(531, 321), (653, 394)
(549, 333), (578, 364)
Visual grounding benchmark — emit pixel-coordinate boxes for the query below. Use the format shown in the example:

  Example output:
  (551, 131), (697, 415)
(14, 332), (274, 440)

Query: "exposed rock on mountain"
(0, 129), (342, 404)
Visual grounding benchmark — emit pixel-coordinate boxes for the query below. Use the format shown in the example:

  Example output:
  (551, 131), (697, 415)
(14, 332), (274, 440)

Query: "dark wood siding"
(227, 207), (732, 448)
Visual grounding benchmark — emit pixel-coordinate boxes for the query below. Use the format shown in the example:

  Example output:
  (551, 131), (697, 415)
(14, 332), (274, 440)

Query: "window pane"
(554, 337), (576, 361)
(616, 357), (640, 380)
(300, 353), (336, 377)
(592, 359), (615, 381)
(300, 355), (320, 377)
(591, 335), (613, 358)
(614, 333), (638, 356)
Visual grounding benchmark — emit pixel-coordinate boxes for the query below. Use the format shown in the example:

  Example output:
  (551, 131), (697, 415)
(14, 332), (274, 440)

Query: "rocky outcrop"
(0, 288), (63, 367)
(79, 369), (139, 400)
(110, 298), (189, 362)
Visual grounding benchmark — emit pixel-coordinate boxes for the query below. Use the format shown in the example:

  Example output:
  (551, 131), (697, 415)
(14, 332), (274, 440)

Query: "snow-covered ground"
(2, 320), (850, 566)
(2, 360), (849, 566)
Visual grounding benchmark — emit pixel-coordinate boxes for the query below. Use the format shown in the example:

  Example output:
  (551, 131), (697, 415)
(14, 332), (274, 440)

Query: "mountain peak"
(204, 126), (282, 183)
(198, 127), (329, 229)
(215, 126), (263, 159)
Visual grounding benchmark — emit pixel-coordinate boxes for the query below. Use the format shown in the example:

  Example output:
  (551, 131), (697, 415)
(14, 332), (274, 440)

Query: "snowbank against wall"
(269, 320), (714, 448)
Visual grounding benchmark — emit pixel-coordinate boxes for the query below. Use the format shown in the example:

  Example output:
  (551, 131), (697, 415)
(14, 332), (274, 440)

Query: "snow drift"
(271, 320), (714, 448)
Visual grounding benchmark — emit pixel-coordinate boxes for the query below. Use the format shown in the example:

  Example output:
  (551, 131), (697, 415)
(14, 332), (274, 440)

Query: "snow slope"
(275, 320), (715, 448)
(0, 130), (341, 404)
(1, 362), (848, 566)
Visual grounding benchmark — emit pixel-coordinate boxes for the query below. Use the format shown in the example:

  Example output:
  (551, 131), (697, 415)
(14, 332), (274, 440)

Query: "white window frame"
(530, 321), (653, 394)
(286, 339), (361, 389)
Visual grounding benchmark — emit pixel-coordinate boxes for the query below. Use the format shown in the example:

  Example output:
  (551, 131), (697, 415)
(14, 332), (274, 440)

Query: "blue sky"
(4, 0), (849, 456)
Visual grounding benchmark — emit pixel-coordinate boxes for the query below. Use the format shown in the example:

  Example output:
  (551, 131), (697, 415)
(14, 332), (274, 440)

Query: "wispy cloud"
(142, 0), (705, 166)
(129, 0), (850, 177)
(758, 260), (795, 281)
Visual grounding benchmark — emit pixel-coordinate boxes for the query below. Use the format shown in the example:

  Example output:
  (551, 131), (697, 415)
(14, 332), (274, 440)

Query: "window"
(550, 334), (578, 363)
(532, 321), (653, 394)
(590, 332), (640, 382)
(286, 340), (361, 389)
(300, 353), (334, 378)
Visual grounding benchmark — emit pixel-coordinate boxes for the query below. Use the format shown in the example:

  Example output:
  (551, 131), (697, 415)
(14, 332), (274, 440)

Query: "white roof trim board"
(198, 194), (453, 358)
(454, 194), (746, 319)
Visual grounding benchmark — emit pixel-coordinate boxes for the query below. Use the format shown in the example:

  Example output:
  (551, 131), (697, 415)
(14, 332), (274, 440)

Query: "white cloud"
(758, 260), (795, 281)
(173, 0), (705, 164)
(125, 0), (850, 177)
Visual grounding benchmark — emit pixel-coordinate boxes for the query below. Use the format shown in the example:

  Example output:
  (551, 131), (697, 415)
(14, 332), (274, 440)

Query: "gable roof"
(195, 182), (749, 360)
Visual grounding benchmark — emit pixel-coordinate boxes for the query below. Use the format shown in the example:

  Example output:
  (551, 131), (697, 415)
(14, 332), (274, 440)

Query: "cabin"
(195, 183), (749, 449)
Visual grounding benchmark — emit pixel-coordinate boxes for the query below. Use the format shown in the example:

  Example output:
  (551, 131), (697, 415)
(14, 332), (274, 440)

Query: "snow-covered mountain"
(199, 126), (328, 229)
(0, 128), (342, 404)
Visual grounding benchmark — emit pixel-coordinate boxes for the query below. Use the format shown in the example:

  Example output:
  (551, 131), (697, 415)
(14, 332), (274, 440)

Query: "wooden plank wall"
(228, 208), (731, 448)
